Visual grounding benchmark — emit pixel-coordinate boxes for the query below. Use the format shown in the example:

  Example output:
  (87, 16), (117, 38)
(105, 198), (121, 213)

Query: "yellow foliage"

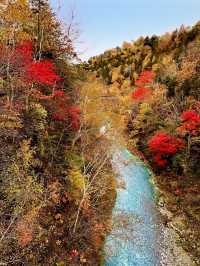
(111, 67), (122, 83)
(0, 0), (32, 42)
(177, 53), (200, 84)
(4, 139), (44, 213)
(29, 103), (48, 133)
(142, 45), (152, 55)
(152, 63), (160, 72)
(80, 73), (132, 140)
(142, 54), (152, 69)
(139, 103), (152, 115)
(132, 72), (139, 82)
(68, 168), (85, 202)
(122, 41), (132, 50)
(121, 79), (131, 90)
(66, 151), (83, 169)
(0, 113), (22, 130)
(162, 55), (173, 65)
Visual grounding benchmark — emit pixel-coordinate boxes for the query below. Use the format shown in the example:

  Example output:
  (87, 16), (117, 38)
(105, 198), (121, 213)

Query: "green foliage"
(67, 168), (85, 202)
(66, 150), (83, 169)
(172, 153), (185, 172)
(65, 151), (85, 201)
(161, 76), (177, 97)
(27, 103), (48, 133)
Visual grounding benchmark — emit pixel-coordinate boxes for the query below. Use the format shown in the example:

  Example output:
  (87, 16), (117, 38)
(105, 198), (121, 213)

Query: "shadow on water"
(104, 148), (164, 266)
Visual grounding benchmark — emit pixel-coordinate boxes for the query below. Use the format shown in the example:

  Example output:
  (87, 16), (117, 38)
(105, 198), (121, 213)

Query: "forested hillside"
(84, 23), (200, 264)
(1, 1), (200, 265)
(0, 1), (116, 265)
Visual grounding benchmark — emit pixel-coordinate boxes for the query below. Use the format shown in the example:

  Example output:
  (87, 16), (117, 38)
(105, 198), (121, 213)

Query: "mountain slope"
(84, 22), (200, 264)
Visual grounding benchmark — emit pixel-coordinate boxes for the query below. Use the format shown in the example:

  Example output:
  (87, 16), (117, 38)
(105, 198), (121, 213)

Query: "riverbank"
(128, 148), (196, 265)
(153, 173), (200, 265)
(103, 145), (194, 265)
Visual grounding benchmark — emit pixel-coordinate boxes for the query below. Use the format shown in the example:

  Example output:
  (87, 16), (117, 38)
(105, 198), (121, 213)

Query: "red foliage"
(51, 93), (70, 122)
(135, 70), (155, 87)
(0, 39), (81, 131)
(52, 112), (66, 121)
(148, 132), (183, 154)
(154, 154), (168, 167)
(70, 249), (79, 257)
(52, 105), (80, 130)
(148, 132), (183, 167)
(181, 110), (200, 123)
(132, 87), (151, 101)
(177, 110), (200, 136)
(15, 41), (33, 65)
(5, 41), (62, 88)
(9, 41), (33, 72)
(131, 70), (154, 102)
(26, 60), (61, 85)
(31, 87), (80, 130)
(53, 90), (65, 97)
(50, 92), (80, 130)
(67, 106), (81, 130)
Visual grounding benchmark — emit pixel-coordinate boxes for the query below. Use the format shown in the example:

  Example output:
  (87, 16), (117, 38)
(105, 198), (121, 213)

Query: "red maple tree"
(0, 39), (80, 130)
(26, 60), (61, 86)
(135, 70), (155, 87)
(131, 70), (154, 102)
(132, 87), (151, 101)
(67, 106), (81, 130)
(14, 41), (33, 67)
(177, 110), (200, 136)
(148, 132), (183, 167)
(50, 93), (80, 130)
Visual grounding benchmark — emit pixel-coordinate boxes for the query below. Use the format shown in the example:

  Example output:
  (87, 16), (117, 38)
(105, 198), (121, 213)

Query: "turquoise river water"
(104, 148), (163, 266)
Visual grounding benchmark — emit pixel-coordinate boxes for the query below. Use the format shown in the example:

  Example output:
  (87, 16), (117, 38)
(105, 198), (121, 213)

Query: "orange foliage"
(16, 220), (33, 248)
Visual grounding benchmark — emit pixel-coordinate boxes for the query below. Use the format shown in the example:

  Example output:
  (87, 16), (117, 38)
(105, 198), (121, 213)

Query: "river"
(104, 147), (193, 266)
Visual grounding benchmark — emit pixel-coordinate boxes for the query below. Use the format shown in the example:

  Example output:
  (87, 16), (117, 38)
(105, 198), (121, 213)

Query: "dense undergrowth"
(84, 23), (200, 264)
(0, 1), (116, 265)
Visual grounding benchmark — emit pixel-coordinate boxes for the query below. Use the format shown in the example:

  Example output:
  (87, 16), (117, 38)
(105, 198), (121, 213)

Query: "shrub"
(26, 60), (61, 85)
(131, 70), (154, 102)
(177, 110), (200, 136)
(132, 87), (152, 101)
(135, 70), (155, 87)
(148, 132), (183, 167)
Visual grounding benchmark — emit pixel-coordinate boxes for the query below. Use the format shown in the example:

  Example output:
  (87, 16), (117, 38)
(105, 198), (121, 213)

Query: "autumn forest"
(0, 1), (200, 265)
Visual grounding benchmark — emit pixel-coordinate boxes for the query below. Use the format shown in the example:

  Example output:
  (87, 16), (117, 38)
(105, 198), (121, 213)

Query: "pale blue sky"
(50, 0), (200, 61)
